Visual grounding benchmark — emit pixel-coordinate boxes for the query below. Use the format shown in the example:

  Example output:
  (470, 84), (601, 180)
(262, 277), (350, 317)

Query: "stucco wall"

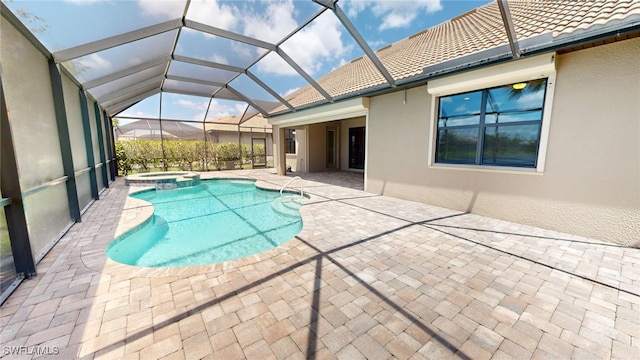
(340, 116), (366, 171)
(366, 38), (640, 246)
(307, 123), (328, 172)
(285, 128), (306, 172)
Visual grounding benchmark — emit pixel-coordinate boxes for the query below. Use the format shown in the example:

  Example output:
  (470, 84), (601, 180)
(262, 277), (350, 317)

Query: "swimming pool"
(106, 179), (303, 267)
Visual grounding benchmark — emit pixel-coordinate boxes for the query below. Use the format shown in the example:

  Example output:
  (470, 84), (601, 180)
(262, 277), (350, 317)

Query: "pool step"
(271, 197), (303, 217)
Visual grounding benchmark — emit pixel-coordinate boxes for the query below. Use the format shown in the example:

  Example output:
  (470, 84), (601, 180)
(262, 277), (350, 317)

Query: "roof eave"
(420, 16), (640, 83)
(519, 15), (640, 56)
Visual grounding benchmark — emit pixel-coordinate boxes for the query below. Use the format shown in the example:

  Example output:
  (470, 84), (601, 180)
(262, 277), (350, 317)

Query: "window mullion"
(483, 119), (542, 127)
(437, 124), (480, 131)
(476, 90), (488, 165)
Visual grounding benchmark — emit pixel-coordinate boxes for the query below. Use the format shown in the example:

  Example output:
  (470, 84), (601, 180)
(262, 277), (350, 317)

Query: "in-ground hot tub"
(125, 171), (201, 190)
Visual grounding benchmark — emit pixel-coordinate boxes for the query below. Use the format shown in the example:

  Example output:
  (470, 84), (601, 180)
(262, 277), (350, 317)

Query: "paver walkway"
(1, 169), (638, 359)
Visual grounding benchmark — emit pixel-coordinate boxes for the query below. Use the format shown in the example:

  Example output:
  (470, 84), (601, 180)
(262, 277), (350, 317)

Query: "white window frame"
(427, 53), (557, 174)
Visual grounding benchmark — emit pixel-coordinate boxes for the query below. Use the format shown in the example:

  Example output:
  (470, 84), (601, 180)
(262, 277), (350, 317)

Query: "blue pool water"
(106, 179), (303, 267)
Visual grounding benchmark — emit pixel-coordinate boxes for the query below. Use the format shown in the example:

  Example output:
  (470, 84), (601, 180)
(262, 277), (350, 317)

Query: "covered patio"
(1, 170), (637, 359)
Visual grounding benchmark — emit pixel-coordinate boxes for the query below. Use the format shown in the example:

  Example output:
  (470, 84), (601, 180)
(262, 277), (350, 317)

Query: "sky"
(4, 0), (492, 124)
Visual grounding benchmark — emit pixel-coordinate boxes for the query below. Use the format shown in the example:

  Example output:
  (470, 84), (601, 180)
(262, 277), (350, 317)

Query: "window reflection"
(436, 79), (547, 168)
(486, 82), (546, 113)
(439, 90), (482, 117)
(483, 124), (540, 166)
(437, 128), (478, 164)
(439, 115), (480, 127)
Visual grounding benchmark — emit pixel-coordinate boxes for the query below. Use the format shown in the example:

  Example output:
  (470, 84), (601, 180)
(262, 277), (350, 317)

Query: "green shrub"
(216, 142), (237, 161)
(115, 140), (254, 173)
(115, 140), (161, 172)
(115, 141), (131, 175)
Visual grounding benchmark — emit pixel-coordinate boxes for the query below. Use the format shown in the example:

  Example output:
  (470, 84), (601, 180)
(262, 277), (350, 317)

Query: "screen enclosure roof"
(2, 0), (403, 124)
(3, 0), (638, 126)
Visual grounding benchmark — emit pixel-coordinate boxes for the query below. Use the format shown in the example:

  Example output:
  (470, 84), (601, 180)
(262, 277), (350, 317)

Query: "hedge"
(115, 140), (264, 175)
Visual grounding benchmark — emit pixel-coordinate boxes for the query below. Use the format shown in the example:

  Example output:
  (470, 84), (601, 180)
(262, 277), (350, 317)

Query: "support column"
(497, 0), (520, 59)
(250, 127), (254, 168)
(94, 103), (109, 188)
(48, 60), (81, 221)
(275, 125), (286, 175)
(203, 125), (209, 171)
(102, 110), (116, 180)
(237, 125), (242, 170)
(79, 91), (99, 200)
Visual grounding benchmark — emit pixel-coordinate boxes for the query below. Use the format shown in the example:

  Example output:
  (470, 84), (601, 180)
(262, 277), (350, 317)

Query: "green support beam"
(94, 102), (109, 188)
(48, 60), (81, 221)
(79, 91), (99, 200)
(102, 110), (116, 180)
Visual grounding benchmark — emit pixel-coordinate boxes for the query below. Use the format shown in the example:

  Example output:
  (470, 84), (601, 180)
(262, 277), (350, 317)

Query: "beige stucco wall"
(284, 128), (306, 172)
(307, 123), (329, 172)
(340, 116), (366, 171)
(366, 37), (640, 246)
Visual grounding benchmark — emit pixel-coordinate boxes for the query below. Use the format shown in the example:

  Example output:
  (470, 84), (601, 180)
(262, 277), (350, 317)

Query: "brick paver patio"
(1, 169), (638, 359)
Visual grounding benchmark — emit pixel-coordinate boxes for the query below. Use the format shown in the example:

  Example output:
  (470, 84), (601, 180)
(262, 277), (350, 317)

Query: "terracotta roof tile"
(203, 114), (272, 132)
(271, 0), (639, 114)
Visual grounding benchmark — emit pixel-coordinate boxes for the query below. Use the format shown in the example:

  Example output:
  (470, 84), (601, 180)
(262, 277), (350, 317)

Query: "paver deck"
(1, 169), (638, 359)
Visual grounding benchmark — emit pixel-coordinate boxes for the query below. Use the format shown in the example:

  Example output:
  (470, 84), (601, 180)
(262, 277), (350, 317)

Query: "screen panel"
(88, 64), (167, 101)
(76, 171), (93, 211)
(162, 79), (219, 98)
(185, 0), (320, 43)
(174, 28), (266, 69)
(23, 185), (72, 262)
(62, 73), (89, 171)
(0, 17), (65, 190)
(65, 30), (177, 84)
(3, 0), (187, 50)
(95, 166), (105, 192)
(168, 61), (238, 84)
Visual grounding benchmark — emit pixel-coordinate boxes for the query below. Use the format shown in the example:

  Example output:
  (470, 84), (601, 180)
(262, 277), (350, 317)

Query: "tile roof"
(204, 114), (272, 133)
(274, 0), (640, 114)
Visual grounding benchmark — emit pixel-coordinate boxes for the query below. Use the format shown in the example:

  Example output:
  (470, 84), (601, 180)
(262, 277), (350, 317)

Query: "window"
(285, 129), (296, 154)
(436, 79), (547, 168)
